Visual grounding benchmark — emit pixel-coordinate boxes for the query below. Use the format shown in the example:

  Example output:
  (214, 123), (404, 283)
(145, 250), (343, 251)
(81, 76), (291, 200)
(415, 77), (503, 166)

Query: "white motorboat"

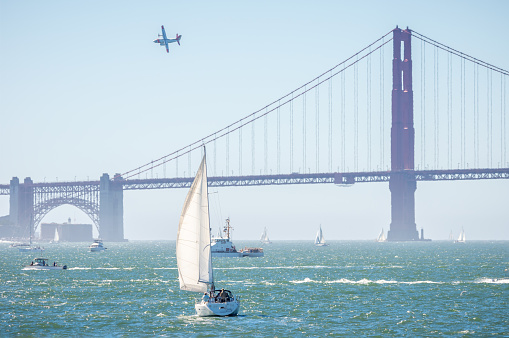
(376, 228), (387, 242)
(240, 247), (264, 257)
(89, 239), (107, 252)
(260, 227), (272, 244)
(211, 218), (242, 257)
(23, 257), (67, 270)
(176, 150), (240, 317)
(454, 228), (466, 243)
(314, 224), (328, 246)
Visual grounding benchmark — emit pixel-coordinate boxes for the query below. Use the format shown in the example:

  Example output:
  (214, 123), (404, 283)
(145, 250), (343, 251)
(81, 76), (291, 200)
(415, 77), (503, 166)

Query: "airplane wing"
(161, 25), (169, 53)
(161, 25), (168, 41)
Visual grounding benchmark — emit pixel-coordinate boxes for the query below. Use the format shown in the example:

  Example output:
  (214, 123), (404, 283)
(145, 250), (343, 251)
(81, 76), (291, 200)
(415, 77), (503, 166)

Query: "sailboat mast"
(204, 149), (214, 292)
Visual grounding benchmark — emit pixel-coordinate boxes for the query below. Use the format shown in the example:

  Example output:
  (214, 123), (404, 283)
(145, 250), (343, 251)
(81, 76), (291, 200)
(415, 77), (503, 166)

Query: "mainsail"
(176, 154), (214, 293)
(260, 227), (271, 243)
(377, 228), (386, 242)
(457, 228), (466, 242)
(315, 225), (326, 245)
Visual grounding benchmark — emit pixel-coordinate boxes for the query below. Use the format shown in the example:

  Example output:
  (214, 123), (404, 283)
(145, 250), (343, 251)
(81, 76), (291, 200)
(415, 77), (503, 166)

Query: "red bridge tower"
(387, 27), (419, 241)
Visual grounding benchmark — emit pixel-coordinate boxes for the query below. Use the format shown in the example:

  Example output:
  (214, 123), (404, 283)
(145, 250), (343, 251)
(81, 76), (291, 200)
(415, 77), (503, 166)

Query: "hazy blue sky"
(1, 1), (508, 240)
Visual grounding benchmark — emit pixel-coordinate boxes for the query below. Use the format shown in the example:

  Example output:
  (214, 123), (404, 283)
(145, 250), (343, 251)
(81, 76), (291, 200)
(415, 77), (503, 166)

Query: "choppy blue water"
(1, 241), (507, 336)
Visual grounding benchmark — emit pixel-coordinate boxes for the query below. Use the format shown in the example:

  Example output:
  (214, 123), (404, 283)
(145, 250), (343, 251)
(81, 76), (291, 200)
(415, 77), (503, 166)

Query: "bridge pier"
(387, 27), (419, 241)
(9, 177), (35, 239)
(99, 173), (125, 241)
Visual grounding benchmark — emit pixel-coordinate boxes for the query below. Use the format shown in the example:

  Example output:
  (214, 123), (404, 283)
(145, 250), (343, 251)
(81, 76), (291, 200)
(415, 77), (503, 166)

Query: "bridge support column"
(10, 177), (35, 239)
(387, 27), (419, 241)
(99, 173), (125, 241)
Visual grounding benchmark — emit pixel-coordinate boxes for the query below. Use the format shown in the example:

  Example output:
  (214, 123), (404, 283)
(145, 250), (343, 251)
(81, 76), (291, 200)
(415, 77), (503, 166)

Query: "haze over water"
(2, 240), (507, 336)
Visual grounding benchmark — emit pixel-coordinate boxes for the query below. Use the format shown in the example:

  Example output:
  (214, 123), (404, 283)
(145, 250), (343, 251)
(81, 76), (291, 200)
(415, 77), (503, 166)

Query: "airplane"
(153, 25), (181, 53)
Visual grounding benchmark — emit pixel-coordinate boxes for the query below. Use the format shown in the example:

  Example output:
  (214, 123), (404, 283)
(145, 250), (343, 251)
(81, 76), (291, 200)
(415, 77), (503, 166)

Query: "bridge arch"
(33, 197), (100, 233)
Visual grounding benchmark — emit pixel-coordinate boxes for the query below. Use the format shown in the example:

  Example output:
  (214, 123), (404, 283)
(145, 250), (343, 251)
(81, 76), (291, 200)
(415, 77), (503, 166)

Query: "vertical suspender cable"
(367, 51), (372, 171)
(290, 94), (294, 172)
(328, 73), (333, 172)
(316, 79), (320, 172)
(252, 114), (255, 175)
(354, 58), (359, 171)
(381, 39), (385, 170)
(226, 127), (230, 176)
(341, 68), (346, 171)
(239, 121), (242, 175)
(277, 102), (281, 174)
(303, 87), (307, 172)
(264, 110), (268, 174)
(190, 144), (193, 177)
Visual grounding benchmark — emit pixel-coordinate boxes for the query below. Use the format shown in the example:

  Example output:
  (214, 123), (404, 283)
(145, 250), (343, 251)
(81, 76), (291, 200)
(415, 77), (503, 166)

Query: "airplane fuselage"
(153, 38), (179, 46)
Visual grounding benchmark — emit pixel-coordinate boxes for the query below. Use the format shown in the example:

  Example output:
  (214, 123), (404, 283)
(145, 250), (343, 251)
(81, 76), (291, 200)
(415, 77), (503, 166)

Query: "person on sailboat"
(202, 293), (210, 302)
(219, 289), (227, 303)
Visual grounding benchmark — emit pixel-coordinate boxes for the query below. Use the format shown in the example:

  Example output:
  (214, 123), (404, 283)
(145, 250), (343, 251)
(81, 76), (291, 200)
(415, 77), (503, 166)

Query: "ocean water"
(1, 241), (507, 336)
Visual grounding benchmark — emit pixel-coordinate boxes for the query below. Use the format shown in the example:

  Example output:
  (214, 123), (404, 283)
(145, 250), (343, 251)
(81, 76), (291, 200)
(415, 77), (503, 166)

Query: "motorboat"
(211, 218), (242, 257)
(240, 247), (264, 257)
(23, 257), (67, 270)
(89, 239), (107, 252)
(176, 150), (240, 317)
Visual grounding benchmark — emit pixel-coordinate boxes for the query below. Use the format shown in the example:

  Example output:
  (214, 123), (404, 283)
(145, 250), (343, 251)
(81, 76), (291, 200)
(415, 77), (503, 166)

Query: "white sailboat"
(448, 230), (454, 241)
(260, 227), (272, 244)
(454, 228), (466, 243)
(315, 225), (328, 246)
(176, 151), (240, 317)
(18, 223), (44, 253)
(376, 228), (387, 242)
(50, 228), (60, 244)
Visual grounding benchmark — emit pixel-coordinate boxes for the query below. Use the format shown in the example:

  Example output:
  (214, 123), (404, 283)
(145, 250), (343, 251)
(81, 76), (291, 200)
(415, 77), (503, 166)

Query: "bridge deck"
(1, 168), (508, 194)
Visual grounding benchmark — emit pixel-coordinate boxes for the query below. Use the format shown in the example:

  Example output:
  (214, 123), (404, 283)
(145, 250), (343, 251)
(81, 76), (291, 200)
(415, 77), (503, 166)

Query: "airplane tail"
(176, 34), (182, 45)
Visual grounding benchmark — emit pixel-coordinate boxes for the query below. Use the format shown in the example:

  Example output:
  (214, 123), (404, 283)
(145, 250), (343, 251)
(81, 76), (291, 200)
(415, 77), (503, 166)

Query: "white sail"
(53, 228), (59, 242)
(176, 154), (213, 293)
(458, 229), (465, 242)
(260, 227), (271, 243)
(377, 228), (386, 242)
(315, 225), (326, 245)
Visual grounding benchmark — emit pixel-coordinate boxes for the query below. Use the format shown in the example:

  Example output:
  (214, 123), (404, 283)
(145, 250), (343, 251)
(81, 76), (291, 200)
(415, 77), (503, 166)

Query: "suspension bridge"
(1, 26), (508, 241)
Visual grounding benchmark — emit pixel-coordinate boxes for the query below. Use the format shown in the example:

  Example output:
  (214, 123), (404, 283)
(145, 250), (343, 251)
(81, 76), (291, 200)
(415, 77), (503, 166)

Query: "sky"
(1, 0), (508, 241)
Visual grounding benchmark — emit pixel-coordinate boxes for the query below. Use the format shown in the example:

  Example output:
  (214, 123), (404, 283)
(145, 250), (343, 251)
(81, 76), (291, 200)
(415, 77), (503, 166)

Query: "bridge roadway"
(1, 168), (508, 194)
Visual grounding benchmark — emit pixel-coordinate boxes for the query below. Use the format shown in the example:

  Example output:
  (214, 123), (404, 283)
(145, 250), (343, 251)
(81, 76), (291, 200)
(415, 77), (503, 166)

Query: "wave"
(289, 278), (508, 285)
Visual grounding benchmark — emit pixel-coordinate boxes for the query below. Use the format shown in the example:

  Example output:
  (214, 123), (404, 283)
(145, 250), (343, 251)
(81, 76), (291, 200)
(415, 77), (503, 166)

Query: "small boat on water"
(176, 150), (240, 317)
(23, 257), (67, 270)
(89, 239), (107, 252)
(239, 247), (264, 257)
(260, 227), (272, 244)
(211, 218), (242, 257)
(454, 228), (466, 243)
(376, 228), (387, 242)
(315, 225), (328, 247)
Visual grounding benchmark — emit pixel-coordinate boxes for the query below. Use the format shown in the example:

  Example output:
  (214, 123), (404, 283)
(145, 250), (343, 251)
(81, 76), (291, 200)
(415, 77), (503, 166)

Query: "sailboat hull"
(195, 299), (240, 317)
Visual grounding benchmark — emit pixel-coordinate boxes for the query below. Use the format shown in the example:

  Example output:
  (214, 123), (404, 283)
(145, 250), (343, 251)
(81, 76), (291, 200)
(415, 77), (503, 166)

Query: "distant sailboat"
(448, 230), (454, 241)
(315, 225), (328, 246)
(260, 227), (272, 244)
(454, 228), (466, 243)
(50, 228), (60, 244)
(376, 228), (387, 242)
(176, 150), (240, 317)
